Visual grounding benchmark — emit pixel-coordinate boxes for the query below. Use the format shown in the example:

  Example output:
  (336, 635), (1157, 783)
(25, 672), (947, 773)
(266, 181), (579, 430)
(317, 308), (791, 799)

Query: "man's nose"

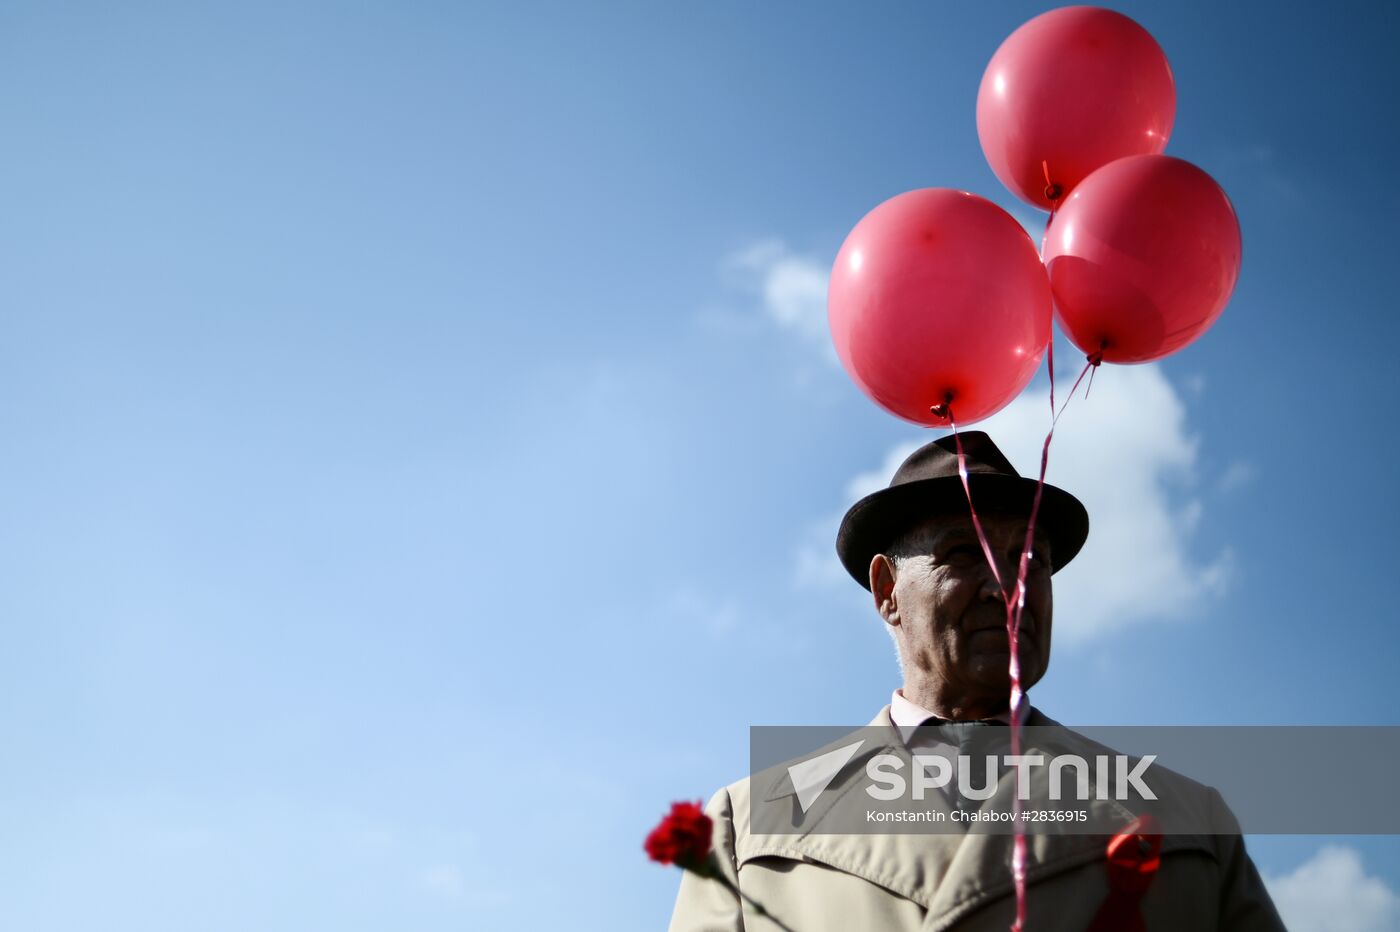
(977, 552), (1021, 602)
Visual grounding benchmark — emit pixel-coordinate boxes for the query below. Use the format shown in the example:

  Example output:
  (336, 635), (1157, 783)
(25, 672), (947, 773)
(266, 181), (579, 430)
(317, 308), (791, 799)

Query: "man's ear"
(870, 554), (899, 625)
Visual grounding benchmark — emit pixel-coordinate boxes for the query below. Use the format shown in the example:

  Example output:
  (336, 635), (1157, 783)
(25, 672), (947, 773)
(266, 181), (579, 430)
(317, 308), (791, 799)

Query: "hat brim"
(836, 474), (1089, 591)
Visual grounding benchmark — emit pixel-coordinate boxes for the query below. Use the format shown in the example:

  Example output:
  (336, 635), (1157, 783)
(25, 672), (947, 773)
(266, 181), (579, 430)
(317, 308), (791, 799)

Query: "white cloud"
(1263, 845), (1400, 932)
(972, 361), (1231, 641)
(722, 239), (833, 349)
(792, 440), (923, 590)
(794, 517), (847, 590)
(843, 440), (925, 501)
(796, 360), (1233, 642)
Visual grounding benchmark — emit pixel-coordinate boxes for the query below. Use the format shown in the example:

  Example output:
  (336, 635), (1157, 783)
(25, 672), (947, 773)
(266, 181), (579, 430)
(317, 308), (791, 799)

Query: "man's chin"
(966, 650), (1044, 691)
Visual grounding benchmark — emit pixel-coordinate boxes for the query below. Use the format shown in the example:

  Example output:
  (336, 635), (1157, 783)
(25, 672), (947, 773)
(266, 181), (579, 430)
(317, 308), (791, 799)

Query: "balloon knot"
(1040, 161), (1061, 204)
(929, 392), (955, 419)
(1083, 347), (1105, 399)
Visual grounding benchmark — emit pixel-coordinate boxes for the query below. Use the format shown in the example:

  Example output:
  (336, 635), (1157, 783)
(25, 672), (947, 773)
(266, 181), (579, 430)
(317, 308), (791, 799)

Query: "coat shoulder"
(1046, 722), (1243, 840)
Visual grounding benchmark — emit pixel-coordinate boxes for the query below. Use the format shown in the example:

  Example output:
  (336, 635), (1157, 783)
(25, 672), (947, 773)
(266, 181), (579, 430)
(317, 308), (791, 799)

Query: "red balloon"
(1043, 155), (1242, 364)
(828, 189), (1051, 427)
(977, 6), (1175, 211)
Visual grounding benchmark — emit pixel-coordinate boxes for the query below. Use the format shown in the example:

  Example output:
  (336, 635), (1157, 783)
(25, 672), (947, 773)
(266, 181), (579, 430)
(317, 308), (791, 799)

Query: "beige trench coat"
(669, 707), (1285, 931)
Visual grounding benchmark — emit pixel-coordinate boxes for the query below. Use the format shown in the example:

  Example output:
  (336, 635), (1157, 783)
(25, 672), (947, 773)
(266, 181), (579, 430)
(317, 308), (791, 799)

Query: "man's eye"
(942, 545), (979, 562)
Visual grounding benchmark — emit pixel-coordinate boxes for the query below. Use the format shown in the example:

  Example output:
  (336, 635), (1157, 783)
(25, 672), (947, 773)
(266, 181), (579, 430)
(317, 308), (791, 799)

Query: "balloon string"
(1054, 350), (1102, 424)
(947, 410), (1007, 593)
(944, 337), (1102, 932)
(946, 408), (1028, 932)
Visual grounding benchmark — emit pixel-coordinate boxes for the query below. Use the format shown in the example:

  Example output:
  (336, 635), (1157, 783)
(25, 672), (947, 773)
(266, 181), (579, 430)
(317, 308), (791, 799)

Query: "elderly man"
(669, 432), (1284, 931)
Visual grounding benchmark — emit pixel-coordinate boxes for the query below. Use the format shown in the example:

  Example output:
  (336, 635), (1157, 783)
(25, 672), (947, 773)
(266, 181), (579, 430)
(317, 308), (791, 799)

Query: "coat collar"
(740, 705), (1143, 923)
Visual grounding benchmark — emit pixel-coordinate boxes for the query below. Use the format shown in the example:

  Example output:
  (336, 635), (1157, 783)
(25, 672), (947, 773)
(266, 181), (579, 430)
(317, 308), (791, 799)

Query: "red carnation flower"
(646, 798), (795, 930)
(644, 800), (713, 873)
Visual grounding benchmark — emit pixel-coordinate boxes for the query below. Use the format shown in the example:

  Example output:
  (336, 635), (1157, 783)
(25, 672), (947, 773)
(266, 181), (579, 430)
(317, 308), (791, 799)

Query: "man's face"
(874, 512), (1053, 713)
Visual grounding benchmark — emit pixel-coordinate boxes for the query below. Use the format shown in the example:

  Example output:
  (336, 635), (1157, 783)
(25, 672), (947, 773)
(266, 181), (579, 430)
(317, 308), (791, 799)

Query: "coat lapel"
(740, 706), (958, 908)
(918, 709), (1145, 930)
(742, 706), (1142, 919)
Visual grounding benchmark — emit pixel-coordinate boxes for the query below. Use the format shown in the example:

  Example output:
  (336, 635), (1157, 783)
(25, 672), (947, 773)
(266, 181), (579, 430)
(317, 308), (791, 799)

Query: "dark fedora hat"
(836, 432), (1089, 590)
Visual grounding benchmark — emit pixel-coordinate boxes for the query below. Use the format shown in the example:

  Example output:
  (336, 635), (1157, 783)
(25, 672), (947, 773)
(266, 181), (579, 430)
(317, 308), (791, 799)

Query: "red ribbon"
(1087, 815), (1163, 932)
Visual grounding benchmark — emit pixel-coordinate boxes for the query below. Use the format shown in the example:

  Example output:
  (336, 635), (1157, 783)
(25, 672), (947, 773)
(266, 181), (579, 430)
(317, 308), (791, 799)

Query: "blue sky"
(0, 2), (1397, 929)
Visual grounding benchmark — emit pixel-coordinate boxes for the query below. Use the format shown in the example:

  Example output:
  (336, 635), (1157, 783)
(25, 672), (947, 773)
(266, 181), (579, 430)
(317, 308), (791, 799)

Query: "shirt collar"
(889, 688), (1028, 741)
